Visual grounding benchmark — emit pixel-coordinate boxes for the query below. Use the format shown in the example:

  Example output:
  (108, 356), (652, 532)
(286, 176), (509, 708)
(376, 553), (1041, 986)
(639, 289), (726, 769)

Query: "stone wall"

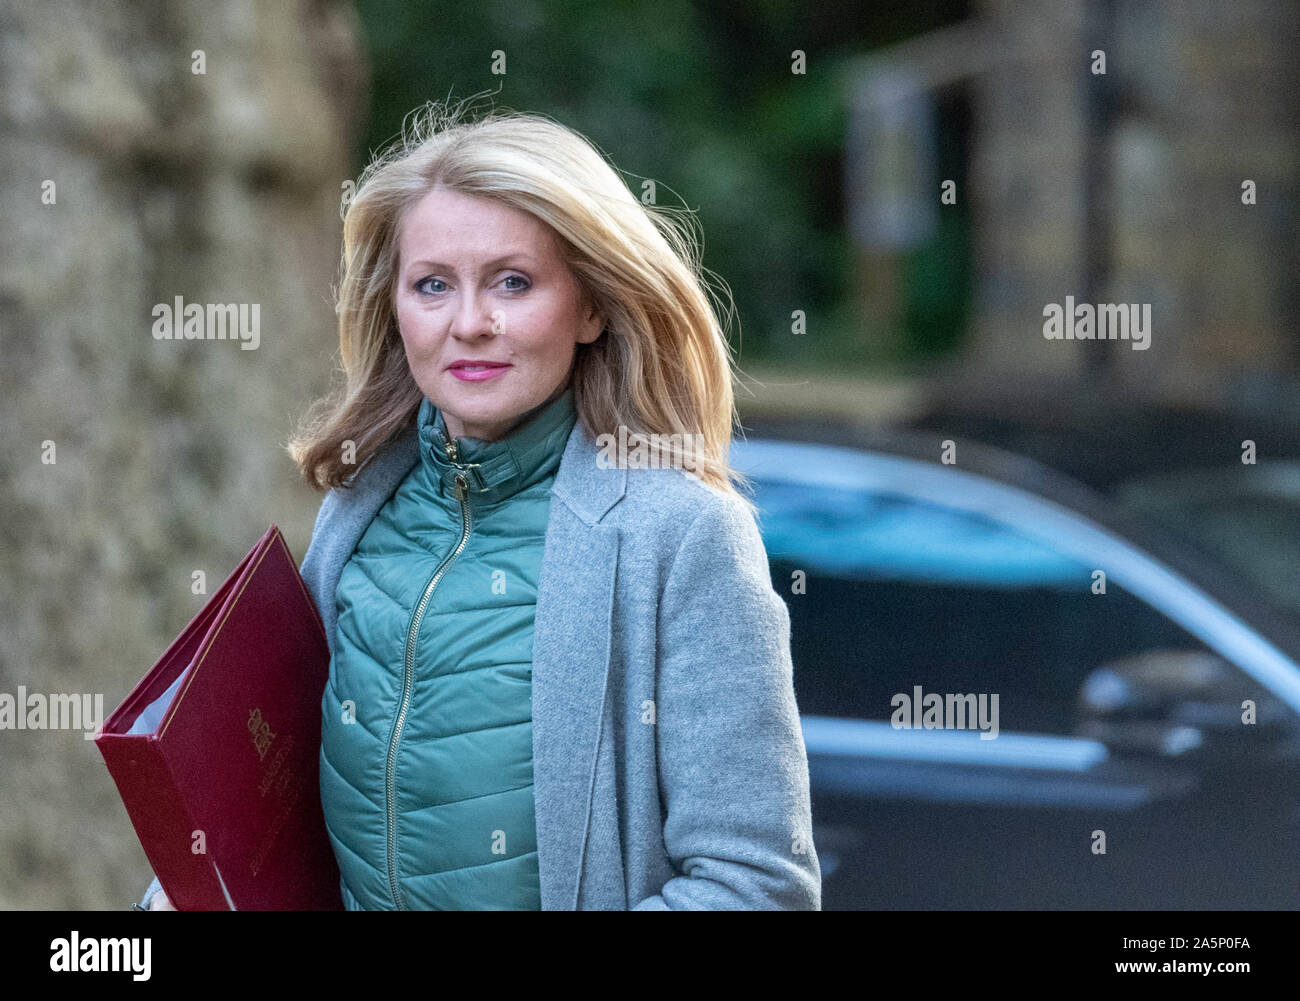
(0, 0), (365, 907)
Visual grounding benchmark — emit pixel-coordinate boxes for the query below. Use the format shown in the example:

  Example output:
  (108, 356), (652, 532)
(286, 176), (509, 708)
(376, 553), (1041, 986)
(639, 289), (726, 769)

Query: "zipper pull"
(453, 473), (468, 502)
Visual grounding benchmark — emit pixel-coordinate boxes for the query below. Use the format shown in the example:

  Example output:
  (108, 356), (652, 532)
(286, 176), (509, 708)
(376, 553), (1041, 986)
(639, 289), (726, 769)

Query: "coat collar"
(326, 417), (626, 908)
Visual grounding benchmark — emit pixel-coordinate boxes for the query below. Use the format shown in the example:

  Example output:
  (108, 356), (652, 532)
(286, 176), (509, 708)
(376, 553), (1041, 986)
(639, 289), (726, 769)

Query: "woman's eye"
(415, 276), (526, 294)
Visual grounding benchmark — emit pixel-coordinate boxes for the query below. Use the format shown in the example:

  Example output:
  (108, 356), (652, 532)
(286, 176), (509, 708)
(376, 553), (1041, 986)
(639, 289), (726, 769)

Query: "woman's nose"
(448, 291), (495, 339)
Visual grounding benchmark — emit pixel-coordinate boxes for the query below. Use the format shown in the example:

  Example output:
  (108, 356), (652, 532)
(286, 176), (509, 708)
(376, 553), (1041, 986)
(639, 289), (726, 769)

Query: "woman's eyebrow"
(404, 253), (536, 273)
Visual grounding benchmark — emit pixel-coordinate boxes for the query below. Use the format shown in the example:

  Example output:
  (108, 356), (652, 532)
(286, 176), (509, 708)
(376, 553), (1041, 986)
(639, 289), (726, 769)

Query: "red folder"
(95, 525), (343, 910)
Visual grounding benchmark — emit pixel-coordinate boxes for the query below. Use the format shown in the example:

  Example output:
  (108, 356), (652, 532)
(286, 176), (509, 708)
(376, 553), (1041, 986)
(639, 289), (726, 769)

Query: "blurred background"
(1, 0), (1296, 908)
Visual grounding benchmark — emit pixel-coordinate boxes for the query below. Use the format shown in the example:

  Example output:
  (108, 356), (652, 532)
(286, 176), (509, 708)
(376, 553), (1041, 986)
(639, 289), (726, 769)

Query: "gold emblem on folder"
(248, 707), (276, 760)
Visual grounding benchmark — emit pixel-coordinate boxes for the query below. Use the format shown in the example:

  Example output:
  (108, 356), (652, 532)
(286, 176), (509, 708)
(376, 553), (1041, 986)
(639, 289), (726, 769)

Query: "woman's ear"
(576, 288), (605, 345)
(577, 315), (605, 345)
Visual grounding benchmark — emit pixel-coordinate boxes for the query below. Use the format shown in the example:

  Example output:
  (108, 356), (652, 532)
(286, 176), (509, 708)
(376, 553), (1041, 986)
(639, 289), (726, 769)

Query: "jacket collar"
(415, 388), (578, 504)
(343, 414), (626, 526)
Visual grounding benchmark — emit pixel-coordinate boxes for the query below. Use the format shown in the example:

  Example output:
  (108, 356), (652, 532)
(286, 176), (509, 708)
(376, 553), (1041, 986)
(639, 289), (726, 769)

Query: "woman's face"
(393, 185), (604, 442)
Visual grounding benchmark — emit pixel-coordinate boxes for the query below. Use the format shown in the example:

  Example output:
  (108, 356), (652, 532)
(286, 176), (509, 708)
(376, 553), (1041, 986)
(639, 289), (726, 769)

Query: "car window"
(755, 479), (1083, 586)
(753, 477), (1224, 736)
(1118, 474), (1300, 616)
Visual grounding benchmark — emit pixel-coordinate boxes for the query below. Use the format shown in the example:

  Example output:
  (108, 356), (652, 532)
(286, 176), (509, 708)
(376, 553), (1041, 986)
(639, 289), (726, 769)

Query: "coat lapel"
(307, 427), (422, 653)
(532, 422), (626, 909)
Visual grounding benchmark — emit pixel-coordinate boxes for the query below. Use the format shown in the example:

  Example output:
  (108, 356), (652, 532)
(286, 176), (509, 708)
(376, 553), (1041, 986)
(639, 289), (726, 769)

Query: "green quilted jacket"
(319, 387), (577, 909)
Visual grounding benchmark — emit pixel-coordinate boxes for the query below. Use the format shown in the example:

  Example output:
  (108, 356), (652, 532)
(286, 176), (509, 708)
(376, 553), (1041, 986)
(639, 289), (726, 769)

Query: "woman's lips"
(448, 363), (511, 382)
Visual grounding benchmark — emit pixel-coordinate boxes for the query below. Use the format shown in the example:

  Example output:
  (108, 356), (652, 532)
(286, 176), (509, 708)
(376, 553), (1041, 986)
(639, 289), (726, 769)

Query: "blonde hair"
(286, 96), (752, 511)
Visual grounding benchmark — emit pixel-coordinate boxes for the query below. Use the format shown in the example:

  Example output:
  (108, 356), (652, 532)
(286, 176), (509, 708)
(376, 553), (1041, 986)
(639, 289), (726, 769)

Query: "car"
(731, 415), (1300, 909)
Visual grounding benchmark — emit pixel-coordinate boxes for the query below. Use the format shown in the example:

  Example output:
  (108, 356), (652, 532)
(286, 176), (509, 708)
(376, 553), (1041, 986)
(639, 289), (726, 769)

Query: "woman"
(142, 101), (820, 910)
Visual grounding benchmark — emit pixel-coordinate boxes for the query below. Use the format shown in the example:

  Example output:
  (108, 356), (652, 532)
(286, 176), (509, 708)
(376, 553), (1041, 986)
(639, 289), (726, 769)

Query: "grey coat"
(142, 418), (820, 910)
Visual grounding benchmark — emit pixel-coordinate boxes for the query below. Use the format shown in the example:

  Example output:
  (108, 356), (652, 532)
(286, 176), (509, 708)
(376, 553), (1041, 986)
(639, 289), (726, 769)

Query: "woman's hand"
(148, 890), (176, 911)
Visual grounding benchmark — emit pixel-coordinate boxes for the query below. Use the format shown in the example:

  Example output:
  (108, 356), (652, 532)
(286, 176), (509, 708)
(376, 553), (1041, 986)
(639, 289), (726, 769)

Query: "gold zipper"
(384, 431), (471, 909)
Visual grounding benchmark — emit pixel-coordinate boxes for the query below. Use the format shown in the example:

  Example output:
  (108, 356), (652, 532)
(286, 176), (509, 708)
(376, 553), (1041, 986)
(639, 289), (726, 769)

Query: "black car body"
(734, 410), (1300, 908)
